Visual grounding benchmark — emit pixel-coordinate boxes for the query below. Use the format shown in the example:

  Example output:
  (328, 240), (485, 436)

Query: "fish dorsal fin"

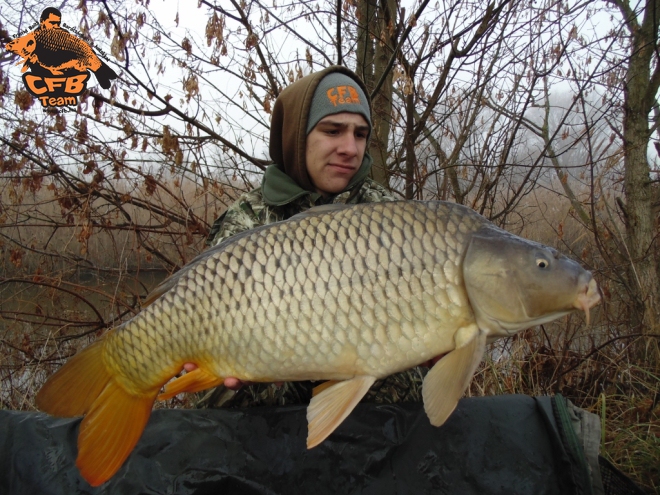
(141, 275), (177, 307)
(422, 324), (486, 427)
(306, 375), (376, 448)
(157, 367), (224, 401)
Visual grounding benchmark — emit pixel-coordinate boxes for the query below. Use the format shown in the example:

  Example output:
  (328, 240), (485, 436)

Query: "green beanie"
(306, 72), (371, 134)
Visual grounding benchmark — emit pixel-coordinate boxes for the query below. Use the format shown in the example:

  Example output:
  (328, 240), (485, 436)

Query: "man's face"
(41, 14), (61, 29)
(305, 112), (369, 197)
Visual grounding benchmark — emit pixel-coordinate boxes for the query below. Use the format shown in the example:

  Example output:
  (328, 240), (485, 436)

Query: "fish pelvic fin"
(422, 324), (487, 427)
(157, 367), (224, 401)
(36, 338), (158, 487)
(306, 375), (376, 449)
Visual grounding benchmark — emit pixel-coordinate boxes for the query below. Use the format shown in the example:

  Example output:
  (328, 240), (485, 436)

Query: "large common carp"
(36, 200), (600, 486)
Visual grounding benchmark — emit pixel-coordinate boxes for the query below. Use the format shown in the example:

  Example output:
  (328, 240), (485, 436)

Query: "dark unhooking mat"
(0, 395), (634, 495)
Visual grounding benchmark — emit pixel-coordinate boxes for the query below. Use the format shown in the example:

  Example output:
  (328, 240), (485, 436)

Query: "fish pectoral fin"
(422, 324), (487, 427)
(306, 375), (376, 449)
(157, 367), (224, 401)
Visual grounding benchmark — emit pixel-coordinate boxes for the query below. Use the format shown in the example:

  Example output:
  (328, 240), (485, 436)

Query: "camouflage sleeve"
(351, 178), (398, 204)
(332, 178), (397, 205)
(208, 180), (395, 246)
(205, 191), (264, 247)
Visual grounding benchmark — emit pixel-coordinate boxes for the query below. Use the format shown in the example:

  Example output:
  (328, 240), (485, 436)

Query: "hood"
(269, 65), (373, 195)
(262, 153), (373, 206)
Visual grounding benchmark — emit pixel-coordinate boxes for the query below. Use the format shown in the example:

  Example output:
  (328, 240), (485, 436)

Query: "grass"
(598, 365), (659, 492)
(472, 322), (659, 493)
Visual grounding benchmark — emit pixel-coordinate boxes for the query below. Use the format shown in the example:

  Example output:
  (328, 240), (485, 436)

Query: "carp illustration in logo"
(5, 7), (118, 108)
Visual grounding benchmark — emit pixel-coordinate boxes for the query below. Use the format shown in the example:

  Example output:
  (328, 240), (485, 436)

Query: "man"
(39, 7), (63, 29)
(206, 65), (394, 248)
(199, 66), (429, 408)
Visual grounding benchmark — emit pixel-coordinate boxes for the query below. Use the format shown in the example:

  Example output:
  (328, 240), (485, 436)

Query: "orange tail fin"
(36, 339), (159, 487)
(36, 340), (110, 416)
(76, 380), (156, 486)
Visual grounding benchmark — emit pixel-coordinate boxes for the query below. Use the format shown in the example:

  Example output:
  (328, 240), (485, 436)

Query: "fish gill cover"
(4, 7), (118, 111)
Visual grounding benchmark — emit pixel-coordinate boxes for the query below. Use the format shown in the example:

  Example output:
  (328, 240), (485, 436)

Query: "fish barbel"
(36, 200), (600, 486)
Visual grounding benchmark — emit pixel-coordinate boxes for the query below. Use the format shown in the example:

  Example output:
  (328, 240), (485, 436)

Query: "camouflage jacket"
(201, 174), (433, 409)
(206, 176), (396, 247)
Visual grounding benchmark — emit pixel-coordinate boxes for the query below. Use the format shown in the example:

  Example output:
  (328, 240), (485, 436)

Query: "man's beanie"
(306, 72), (371, 134)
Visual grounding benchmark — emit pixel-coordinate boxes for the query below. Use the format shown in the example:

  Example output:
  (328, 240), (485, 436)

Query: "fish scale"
(36, 200), (601, 486)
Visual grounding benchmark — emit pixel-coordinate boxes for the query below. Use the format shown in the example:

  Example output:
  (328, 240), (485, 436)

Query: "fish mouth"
(573, 277), (601, 325)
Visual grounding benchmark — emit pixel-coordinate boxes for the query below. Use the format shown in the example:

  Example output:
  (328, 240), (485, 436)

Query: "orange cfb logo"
(326, 85), (361, 107)
(4, 7), (117, 110)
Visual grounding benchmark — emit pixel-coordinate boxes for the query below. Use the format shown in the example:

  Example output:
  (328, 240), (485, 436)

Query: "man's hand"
(224, 377), (248, 390)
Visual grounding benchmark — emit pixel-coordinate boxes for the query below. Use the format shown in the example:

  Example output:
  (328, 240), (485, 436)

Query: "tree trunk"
(356, 0), (396, 189)
(617, 0), (660, 350)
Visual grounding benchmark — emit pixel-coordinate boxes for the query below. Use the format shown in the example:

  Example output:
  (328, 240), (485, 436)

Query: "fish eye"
(536, 258), (549, 269)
